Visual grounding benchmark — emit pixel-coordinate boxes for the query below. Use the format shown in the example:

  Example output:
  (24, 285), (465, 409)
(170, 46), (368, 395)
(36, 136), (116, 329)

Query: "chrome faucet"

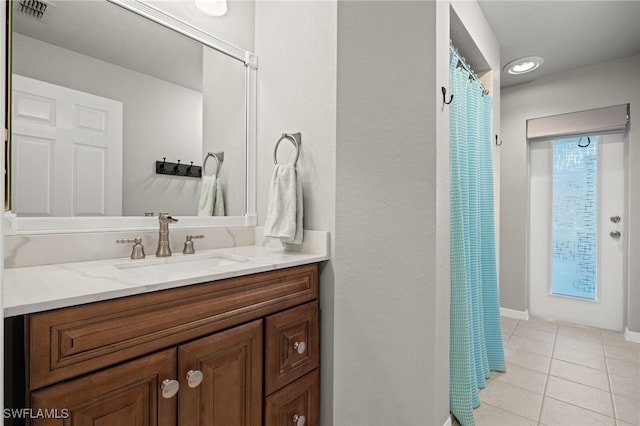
(156, 213), (178, 257)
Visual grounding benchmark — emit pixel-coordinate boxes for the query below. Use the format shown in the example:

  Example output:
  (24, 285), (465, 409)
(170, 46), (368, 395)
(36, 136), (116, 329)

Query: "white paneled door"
(529, 134), (624, 331)
(11, 75), (123, 216)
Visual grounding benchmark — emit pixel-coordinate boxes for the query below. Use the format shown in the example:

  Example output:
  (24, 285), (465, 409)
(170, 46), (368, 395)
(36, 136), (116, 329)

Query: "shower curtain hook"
(442, 87), (453, 105)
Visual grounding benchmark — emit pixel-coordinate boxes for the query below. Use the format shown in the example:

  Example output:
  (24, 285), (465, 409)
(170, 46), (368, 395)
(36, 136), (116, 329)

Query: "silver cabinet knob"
(293, 341), (307, 354)
(292, 414), (306, 426)
(186, 369), (204, 388)
(610, 230), (621, 238)
(610, 215), (621, 223)
(161, 379), (180, 399)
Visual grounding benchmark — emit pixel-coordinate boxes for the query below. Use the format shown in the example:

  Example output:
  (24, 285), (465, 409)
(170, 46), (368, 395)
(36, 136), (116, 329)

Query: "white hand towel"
(198, 175), (225, 216)
(264, 164), (303, 245)
(213, 178), (225, 216)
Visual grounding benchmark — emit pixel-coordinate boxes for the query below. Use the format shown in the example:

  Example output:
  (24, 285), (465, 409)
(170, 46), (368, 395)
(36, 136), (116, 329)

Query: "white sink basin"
(114, 253), (249, 277)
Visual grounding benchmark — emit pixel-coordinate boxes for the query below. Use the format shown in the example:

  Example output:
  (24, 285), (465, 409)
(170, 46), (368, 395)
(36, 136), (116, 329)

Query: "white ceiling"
(14, 1), (640, 91)
(477, 0), (640, 88)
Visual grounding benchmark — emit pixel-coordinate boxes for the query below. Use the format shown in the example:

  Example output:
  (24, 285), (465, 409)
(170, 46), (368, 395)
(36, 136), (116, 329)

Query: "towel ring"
(202, 152), (224, 177)
(273, 133), (301, 166)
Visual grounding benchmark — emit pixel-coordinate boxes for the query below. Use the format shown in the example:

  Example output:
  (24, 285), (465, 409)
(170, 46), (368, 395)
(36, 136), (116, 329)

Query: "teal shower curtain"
(449, 49), (505, 426)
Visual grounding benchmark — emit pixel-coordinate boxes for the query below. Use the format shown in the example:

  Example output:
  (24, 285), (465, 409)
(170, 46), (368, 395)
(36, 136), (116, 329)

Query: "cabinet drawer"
(29, 264), (318, 390)
(30, 348), (177, 426)
(265, 301), (319, 394)
(265, 370), (319, 426)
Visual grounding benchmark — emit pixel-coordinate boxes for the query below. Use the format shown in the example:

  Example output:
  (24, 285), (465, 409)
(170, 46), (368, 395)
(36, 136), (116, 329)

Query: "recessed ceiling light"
(504, 56), (544, 75)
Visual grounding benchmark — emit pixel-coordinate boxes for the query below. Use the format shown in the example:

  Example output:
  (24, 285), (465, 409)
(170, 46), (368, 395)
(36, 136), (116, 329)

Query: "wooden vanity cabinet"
(21, 264), (319, 426)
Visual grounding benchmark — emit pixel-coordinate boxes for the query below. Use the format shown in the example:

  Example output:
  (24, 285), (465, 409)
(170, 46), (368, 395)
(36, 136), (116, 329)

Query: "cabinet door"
(265, 370), (319, 426)
(178, 320), (263, 426)
(265, 302), (319, 394)
(30, 349), (177, 426)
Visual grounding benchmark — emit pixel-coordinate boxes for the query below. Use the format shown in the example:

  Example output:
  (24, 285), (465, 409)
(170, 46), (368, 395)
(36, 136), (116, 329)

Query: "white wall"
(254, 1), (337, 422)
(254, 1), (499, 424)
(12, 34), (204, 217)
(500, 55), (640, 331)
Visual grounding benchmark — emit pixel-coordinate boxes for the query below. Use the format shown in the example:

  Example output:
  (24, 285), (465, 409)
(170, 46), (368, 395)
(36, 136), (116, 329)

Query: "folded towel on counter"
(197, 175), (225, 216)
(264, 163), (303, 245)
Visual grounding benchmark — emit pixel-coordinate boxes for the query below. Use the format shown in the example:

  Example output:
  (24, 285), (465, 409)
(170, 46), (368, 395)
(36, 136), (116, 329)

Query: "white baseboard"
(625, 327), (640, 343)
(442, 416), (452, 426)
(500, 307), (529, 321)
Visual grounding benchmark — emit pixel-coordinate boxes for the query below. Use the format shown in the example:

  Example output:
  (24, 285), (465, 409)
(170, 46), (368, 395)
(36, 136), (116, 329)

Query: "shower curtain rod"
(449, 43), (489, 96)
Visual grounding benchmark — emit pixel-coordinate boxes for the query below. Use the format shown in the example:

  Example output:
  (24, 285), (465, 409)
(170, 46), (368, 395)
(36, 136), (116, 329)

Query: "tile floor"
(458, 315), (640, 426)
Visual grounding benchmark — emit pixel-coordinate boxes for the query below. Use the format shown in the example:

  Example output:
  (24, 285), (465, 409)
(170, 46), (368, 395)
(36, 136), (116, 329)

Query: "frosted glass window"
(551, 136), (597, 300)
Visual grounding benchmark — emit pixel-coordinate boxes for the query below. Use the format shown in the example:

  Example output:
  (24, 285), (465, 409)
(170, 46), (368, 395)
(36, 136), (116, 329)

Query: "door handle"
(610, 231), (621, 239)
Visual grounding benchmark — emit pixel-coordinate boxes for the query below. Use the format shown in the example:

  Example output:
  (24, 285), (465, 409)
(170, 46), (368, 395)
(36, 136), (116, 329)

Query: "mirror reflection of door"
(12, 75), (123, 216)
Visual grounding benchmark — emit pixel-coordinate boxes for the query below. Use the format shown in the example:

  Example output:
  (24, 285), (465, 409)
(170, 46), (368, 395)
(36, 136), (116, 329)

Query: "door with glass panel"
(529, 134), (624, 331)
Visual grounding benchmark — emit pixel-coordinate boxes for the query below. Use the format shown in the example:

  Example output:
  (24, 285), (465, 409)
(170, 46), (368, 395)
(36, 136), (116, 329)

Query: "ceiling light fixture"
(504, 56), (544, 75)
(195, 0), (227, 17)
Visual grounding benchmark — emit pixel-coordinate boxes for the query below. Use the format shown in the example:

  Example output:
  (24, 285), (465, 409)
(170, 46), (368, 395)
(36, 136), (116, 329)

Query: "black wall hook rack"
(155, 157), (202, 178)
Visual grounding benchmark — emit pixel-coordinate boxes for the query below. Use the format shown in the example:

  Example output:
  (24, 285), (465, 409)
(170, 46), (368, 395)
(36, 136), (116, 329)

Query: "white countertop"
(4, 236), (329, 317)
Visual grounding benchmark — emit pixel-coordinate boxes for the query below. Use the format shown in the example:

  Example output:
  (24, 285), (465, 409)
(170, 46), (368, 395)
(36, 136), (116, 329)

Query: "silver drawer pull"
(186, 369), (204, 388)
(293, 341), (307, 354)
(292, 414), (306, 426)
(161, 379), (180, 399)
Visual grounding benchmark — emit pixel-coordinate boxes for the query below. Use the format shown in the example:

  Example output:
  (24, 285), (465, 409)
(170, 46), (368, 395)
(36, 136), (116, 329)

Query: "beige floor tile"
(607, 357), (640, 378)
(501, 317), (519, 334)
(545, 376), (614, 417)
(605, 344), (640, 365)
(558, 323), (603, 343)
(478, 380), (543, 421)
(473, 402), (537, 426)
(508, 335), (555, 357)
(553, 344), (606, 370)
(521, 316), (559, 334)
(505, 346), (552, 374)
(556, 333), (604, 355)
(613, 393), (640, 425)
(609, 372), (640, 400)
(601, 328), (629, 343)
(616, 421), (637, 426)
(513, 325), (557, 344)
(493, 362), (548, 394)
(602, 329), (640, 346)
(549, 359), (609, 391)
(539, 397), (616, 426)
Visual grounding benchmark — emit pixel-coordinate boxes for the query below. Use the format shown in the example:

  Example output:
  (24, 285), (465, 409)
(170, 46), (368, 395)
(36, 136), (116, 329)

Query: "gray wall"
(334, 2), (449, 424)
(500, 55), (640, 331)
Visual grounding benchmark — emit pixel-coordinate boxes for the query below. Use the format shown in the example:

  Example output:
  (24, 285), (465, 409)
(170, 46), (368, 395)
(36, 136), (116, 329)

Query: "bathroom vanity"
(4, 235), (328, 426)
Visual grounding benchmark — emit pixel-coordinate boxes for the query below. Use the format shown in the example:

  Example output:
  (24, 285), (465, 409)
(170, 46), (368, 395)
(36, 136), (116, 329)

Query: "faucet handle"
(183, 235), (204, 255)
(117, 237), (146, 259)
